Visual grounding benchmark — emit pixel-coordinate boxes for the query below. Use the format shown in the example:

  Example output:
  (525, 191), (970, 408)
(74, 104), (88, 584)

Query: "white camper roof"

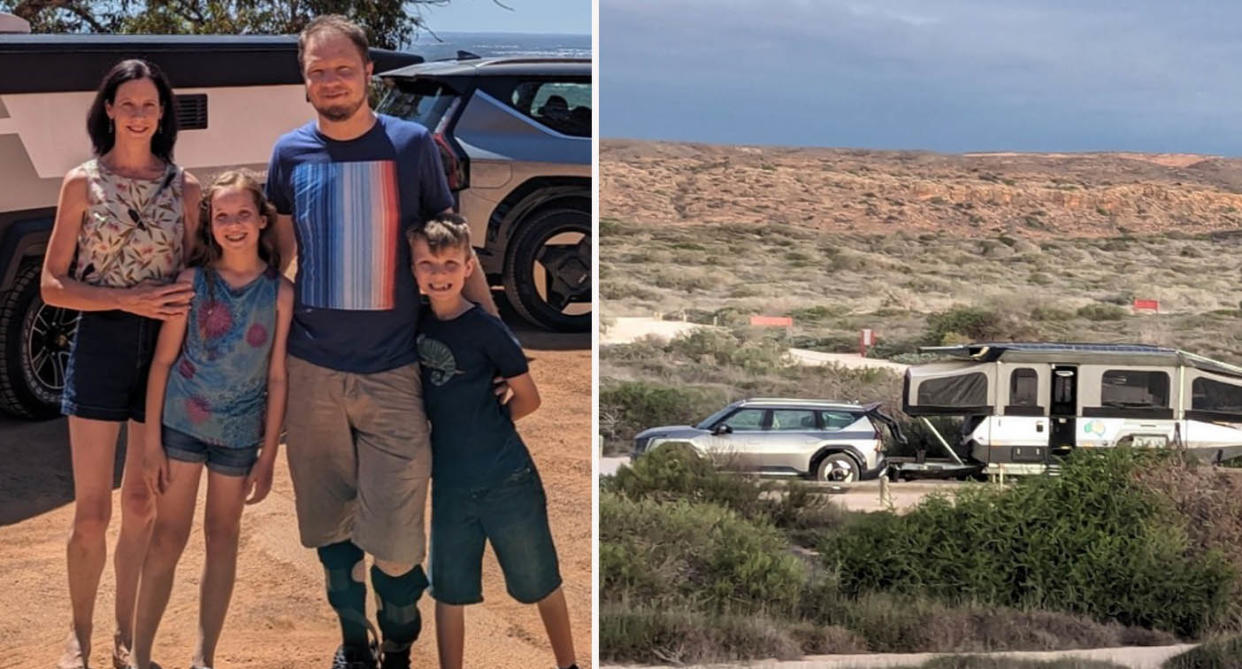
(920, 342), (1242, 380)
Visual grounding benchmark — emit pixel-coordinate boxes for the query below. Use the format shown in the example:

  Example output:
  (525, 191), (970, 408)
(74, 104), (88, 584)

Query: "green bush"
(1077, 303), (1128, 321)
(599, 492), (807, 617)
(668, 329), (791, 372)
(788, 305), (850, 323)
(924, 306), (1036, 345)
(824, 449), (1236, 637)
(599, 604), (867, 664)
(598, 380), (727, 445)
(1031, 305), (1075, 321)
(599, 605), (801, 664)
(606, 445), (847, 539)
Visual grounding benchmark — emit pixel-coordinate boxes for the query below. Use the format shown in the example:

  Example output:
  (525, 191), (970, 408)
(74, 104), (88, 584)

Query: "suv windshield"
(377, 79), (460, 129)
(695, 405), (738, 430)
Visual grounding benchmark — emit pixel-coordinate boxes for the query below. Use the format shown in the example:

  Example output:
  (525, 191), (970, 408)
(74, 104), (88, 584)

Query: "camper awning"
(921, 343), (1242, 380)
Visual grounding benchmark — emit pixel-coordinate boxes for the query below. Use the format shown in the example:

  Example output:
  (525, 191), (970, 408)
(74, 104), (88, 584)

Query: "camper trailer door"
(1050, 365), (1078, 453)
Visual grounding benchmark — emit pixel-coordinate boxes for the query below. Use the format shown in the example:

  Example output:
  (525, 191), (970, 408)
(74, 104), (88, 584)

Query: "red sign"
(1133, 299), (1159, 312)
(859, 328), (876, 356)
(750, 315), (793, 327)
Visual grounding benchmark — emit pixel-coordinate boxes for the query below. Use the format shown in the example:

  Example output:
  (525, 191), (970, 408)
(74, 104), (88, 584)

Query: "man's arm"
(463, 248), (498, 316)
(445, 209), (497, 316)
(273, 213), (297, 275)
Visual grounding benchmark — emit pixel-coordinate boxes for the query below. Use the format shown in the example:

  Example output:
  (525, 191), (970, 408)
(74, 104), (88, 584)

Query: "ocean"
(402, 31), (591, 61)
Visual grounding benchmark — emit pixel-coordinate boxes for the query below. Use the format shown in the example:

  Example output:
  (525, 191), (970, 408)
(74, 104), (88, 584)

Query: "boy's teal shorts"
(428, 463), (562, 605)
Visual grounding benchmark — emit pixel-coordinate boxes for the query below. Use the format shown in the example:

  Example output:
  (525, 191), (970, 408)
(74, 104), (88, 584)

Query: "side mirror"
(713, 424), (733, 435)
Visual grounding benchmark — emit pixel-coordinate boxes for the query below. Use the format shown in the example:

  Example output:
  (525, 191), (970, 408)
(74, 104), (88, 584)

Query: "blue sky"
(415, 0), (590, 35)
(601, 0), (1242, 154)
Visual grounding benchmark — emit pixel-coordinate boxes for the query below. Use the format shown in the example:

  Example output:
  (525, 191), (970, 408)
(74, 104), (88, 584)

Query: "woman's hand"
(121, 279), (194, 320)
(244, 456), (276, 505)
(142, 440), (170, 495)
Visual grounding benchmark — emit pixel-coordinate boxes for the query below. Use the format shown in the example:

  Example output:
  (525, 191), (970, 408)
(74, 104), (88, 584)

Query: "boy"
(407, 214), (579, 669)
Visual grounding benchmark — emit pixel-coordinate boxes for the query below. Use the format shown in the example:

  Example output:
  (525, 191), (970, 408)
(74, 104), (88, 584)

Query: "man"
(265, 15), (498, 669)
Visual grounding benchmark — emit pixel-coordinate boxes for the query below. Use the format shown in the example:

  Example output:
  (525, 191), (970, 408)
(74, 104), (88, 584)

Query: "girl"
(42, 59), (200, 669)
(128, 170), (293, 669)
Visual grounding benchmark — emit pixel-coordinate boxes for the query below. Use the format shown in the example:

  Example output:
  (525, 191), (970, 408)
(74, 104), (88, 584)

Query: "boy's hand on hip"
(493, 375), (512, 404)
(245, 458), (276, 505)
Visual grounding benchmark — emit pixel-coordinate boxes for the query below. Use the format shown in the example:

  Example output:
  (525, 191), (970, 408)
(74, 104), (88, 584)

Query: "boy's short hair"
(407, 214), (471, 256)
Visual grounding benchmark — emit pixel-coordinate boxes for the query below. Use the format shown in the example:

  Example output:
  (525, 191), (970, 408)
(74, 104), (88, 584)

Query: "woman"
(42, 59), (200, 669)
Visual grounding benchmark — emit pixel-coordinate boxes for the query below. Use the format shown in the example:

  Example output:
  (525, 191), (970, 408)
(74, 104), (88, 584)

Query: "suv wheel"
(503, 205), (590, 332)
(814, 452), (861, 483)
(0, 260), (76, 418)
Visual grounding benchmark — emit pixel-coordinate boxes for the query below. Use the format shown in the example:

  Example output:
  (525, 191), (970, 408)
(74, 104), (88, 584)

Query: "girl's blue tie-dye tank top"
(163, 266), (280, 448)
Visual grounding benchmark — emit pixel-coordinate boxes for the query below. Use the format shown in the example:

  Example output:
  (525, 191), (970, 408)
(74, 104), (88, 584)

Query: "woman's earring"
(108, 118), (114, 134)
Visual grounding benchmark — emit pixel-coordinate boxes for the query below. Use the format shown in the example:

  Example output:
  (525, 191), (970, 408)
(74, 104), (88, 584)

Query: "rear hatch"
(376, 76), (470, 190)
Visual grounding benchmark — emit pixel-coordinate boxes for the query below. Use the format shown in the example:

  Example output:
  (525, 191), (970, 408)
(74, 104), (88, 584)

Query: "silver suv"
(632, 398), (904, 482)
(376, 56), (591, 331)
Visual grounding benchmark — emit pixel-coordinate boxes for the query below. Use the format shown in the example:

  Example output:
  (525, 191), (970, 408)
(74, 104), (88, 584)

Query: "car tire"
(814, 451), (861, 483)
(502, 204), (590, 332)
(0, 259), (77, 418)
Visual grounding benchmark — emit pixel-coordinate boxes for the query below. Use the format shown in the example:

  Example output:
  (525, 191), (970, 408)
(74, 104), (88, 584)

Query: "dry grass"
(601, 218), (1242, 365)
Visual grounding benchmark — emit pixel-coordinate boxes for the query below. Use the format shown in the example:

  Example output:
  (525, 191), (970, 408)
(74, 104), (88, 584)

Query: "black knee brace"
(317, 541), (369, 649)
(370, 564), (429, 652)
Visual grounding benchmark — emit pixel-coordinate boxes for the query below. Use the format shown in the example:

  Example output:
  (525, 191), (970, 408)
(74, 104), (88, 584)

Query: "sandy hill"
(601, 139), (1242, 238)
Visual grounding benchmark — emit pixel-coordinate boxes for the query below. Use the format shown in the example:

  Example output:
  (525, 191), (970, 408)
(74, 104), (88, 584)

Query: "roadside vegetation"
(600, 215), (1242, 664)
(599, 448), (1242, 665)
(601, 218), (1242, 365)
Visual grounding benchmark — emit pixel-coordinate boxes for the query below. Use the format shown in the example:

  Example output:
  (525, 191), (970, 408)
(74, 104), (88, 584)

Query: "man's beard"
(313, 94), (365, 122)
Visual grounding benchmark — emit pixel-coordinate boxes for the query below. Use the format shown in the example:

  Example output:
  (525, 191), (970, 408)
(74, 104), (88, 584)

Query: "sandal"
(111, 631), (132, 669)
(56, 630), (87, 669)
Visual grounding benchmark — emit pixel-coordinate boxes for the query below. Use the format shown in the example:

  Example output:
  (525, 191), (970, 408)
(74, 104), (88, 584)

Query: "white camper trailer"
(902, 343), (1242, 475)
(0, 20), (420, 417)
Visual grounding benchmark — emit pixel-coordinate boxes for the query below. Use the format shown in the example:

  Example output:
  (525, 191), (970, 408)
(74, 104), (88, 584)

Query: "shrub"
(1077, 303), (1128, 321)
(598, 605), (866, 665)
(823, 449), (1236, 637)
(599, 605), (802, 664)
(1031, 305), (1075, 321)
(668, 329), (791, 372)
(924, 306), (1036, 345)
(598, 380), (727, 445)
(788, 305), (850, 323)
(606, 445), (848, 539)
(599, 492), (808, 617)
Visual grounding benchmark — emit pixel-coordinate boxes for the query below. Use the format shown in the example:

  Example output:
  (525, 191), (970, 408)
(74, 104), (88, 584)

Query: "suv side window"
(819, 411), (859, 431)
(510, 80), (591, 137)
(721, 408), (766, 431)
(769, 409), (817, 431)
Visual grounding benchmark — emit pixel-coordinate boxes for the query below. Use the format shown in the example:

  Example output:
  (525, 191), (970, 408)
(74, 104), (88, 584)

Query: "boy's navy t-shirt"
(417, 305), (532, 488)
(266, 114), (454, 373)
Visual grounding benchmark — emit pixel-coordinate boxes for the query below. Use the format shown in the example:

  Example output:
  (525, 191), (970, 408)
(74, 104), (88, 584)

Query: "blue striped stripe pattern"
(290, 160), (399, 310)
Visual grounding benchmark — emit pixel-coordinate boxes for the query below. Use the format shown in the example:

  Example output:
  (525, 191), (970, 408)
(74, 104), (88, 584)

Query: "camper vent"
(174, 94), (208, 130)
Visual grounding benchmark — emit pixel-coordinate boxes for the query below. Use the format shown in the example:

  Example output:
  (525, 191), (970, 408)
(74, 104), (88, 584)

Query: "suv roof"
(380, 56), (591, 79)
(736, 398), (868, 411)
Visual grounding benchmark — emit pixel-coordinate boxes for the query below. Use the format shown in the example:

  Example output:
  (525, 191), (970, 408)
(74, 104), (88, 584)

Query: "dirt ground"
(0, 323), (592, 669)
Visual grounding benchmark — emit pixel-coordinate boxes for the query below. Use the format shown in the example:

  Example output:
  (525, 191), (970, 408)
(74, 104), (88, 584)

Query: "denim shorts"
(428, 464), (562, 605)
(61, 310), (160, 422)
(162, 425), (259, 477)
